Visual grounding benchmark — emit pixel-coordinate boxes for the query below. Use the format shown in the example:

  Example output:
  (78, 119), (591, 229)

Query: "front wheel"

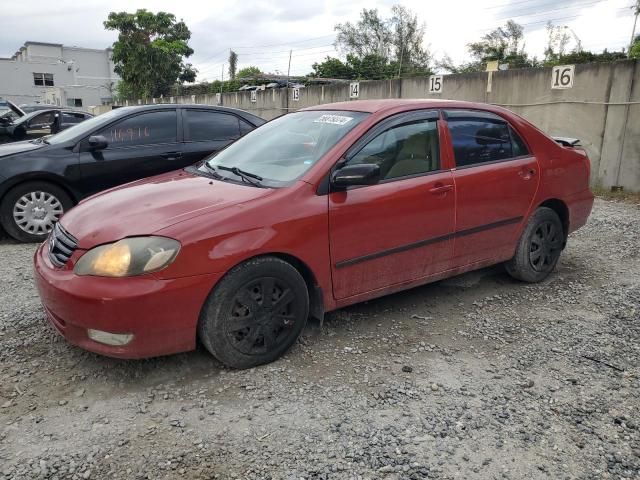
(198, 256), (309, 369)
(506, 207), (564, 283)
(0, 181), (73, 243)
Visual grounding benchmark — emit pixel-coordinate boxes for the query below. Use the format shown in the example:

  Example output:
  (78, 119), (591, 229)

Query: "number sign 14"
(429, 75), (443, 94)
(552, 65), (574, 89)
(349, 82), (359, 99)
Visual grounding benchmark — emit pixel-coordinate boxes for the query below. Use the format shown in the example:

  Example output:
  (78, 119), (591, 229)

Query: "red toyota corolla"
(34, 99), (593, 368)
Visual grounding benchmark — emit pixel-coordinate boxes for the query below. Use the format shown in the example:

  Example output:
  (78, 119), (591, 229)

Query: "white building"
(0, 41), (119, 110)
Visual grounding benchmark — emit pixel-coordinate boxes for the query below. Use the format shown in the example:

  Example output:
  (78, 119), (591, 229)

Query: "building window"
(66, 98), (83, 108)
(33, 73), (54, 87)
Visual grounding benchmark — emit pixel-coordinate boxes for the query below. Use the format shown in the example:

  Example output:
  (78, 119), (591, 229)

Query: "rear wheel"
(198, 256), (309, 369)
(506, 207), (564, 283)
(0, 182), (73, 243)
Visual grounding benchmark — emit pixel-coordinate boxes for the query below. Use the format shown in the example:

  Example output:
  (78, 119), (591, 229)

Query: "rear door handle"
(429, 184), (453, 194)
(162, 152), (183, 160)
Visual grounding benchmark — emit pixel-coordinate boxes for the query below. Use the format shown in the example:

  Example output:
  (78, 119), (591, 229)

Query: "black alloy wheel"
(226, 277), (299, 356)
(506, 207), (564, 283)
(198, 256), (309, 369)
(529, 220), (563, 272)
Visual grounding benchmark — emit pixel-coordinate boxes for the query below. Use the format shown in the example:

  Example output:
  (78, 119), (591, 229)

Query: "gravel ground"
(1, 198), (639, 480)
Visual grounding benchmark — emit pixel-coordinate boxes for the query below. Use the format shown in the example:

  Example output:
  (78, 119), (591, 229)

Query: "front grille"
(48, 223), (78, 267)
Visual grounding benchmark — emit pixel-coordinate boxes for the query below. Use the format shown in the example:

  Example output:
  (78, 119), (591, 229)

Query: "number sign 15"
(552, 65), (574, 89)
(292, 88), (300, 102)
(429, 75), (443, 94)
(349, 82), (359, 99)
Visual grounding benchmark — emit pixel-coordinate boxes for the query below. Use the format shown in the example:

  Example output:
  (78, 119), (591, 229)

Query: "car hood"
(61, 169), (276, 249)
(0, 140), (44, 158)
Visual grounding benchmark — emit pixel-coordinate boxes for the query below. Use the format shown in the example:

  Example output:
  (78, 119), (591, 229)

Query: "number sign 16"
(429, 75), (443, 94)
(250, 90), (257, 103)
(552, 65), (574, 89)
(349, 82), (359, 99)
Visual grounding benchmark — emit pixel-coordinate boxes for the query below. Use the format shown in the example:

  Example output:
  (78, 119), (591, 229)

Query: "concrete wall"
(118, 60), (640, 191)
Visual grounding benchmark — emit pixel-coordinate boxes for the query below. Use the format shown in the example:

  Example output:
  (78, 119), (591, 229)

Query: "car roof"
(301, 99), (508, 115)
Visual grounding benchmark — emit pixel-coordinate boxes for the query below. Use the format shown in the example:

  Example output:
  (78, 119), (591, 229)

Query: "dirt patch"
(1, 199), (639, 479)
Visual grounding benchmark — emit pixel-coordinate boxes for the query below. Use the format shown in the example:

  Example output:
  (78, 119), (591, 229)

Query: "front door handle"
(518, 167), (536, 180)
(162, 152), (183, 160)
(429, 184), (453, 194)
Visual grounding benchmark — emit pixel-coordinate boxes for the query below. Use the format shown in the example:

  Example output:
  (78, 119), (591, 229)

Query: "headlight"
(74, 237), (180, 277)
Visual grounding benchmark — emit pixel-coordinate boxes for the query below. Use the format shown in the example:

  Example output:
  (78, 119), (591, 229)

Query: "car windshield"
(202, 110), (369, 187)
(46, 108), (126, 145)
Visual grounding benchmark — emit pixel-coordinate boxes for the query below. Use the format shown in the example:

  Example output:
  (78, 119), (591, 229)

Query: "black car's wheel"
(198, 256), (309, 369)
(506, 207), (564, 283)
(0, 182), (73, 243)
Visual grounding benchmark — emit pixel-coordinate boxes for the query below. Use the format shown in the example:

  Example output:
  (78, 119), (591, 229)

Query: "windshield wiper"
(215, 165), (264, 187)
(201, 161), (223, 179)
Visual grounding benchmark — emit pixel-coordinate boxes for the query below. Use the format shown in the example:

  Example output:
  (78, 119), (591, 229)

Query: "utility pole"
(286, 49), (292, 112)
(629, 1), (640, 58)
(221, 63), (224, 96)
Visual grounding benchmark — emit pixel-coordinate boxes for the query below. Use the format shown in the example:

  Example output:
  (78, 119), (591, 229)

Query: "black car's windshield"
(202, 110), (369, 187)
(46, 108), (126, 145)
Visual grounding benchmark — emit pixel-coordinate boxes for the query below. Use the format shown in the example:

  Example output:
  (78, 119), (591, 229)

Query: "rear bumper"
(566, 189), (594, 234)
(34, 242), (222, 359)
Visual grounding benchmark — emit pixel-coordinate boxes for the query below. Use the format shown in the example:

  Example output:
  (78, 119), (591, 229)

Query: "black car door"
(77, 109), (182, 196)
(181, 109), (252, 165)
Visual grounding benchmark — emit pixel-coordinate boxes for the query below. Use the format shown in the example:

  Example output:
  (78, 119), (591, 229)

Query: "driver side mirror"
(331, 163), (380, 188)
(88, 135), (108, 151)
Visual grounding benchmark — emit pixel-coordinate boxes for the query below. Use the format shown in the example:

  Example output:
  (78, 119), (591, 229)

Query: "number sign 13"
(428, 75), (443, 94)
(552, 65), (574, 89)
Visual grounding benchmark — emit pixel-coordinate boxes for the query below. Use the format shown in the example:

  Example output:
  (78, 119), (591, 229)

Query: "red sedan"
(34, 100), (594, 368)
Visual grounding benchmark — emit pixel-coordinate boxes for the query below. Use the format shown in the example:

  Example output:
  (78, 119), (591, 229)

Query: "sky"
(0, 0), (636, 81)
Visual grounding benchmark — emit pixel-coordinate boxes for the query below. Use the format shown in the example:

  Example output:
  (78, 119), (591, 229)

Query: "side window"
(510, 126), (530, 157)
(96, 110), (177, 148)
(448, 118), (513, 167)
(185, 110), (241, 141)
(347, 120), (440, 180)
(239, 119), (254, 136)
(29, 112), (54, 128)
(61, 113), (84, 125)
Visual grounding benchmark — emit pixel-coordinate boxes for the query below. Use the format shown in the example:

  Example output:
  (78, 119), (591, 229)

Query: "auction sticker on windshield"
(313, 114), (354, 126)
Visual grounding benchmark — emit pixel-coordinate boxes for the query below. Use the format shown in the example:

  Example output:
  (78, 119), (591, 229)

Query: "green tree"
(104, 9), (197, 99)
(310, 56), (355, 79)
(467, 20), (536, 70)
(335, 8), (391, 59)
(333, 5), (430, 78)
(228, 51), (238, 80)
(631, 35), (640, 59)
(236, 66), (262, 78)
(389, 5), (430, 75)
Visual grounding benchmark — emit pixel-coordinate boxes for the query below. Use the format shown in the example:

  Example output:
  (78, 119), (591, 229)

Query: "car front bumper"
(33, 241), (222, 359)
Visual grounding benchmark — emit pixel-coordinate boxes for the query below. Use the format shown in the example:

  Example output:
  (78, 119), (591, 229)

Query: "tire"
(198, 256), (309, 369)
(506, 207), (564, 283)
(0, 181), (74, 243)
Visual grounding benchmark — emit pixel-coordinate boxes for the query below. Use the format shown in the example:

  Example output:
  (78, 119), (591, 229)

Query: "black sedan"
(0, 104), (265, 242)
(0, 109), (93, 142)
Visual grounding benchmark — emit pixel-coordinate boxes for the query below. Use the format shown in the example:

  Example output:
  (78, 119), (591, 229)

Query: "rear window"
(445, 110), (530, 167)
(185, 110), (241, 141)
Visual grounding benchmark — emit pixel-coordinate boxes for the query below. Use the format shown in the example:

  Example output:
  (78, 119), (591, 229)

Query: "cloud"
(0, 0), (634, 79)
